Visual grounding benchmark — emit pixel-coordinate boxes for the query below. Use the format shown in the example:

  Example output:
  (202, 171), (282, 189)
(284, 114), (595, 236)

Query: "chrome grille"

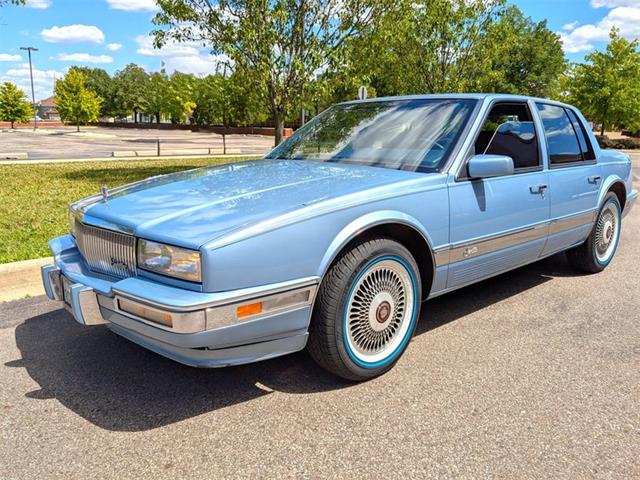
(74, 221), (136, 278)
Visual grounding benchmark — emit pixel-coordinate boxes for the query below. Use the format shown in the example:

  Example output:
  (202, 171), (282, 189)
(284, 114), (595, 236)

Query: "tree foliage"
(153, 0), (383, 144)
(0, 82), (32, 128)
(69, 66), (113, 117)
(113, 64), (149, 121)
(476, 5), (566, 97)
(54, 70), (103, 132)
(564, 29), (640, 135)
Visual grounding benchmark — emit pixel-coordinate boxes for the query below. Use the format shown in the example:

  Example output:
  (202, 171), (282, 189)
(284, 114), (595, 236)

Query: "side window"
(566, 109), (595, 161)
(536, 103), (583, 165)
(474, 102), (539, 170)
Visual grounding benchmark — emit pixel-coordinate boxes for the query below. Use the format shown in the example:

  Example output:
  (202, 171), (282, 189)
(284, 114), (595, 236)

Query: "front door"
(446, 101), (550, 289)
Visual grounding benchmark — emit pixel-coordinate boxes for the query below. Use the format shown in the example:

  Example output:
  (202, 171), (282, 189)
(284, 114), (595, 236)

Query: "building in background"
(37, 97), (59, 121)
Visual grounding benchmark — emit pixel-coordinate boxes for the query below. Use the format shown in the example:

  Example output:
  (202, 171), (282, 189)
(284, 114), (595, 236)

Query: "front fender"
(316, 210), (436, 279)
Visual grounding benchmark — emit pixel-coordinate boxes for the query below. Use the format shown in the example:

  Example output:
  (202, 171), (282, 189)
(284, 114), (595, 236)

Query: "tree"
(345, 0), (505, 96)
(69, 66), (113, 117)
(565, 29), (640, 135)
(0, 82), (32, 128)
(54, 69), (103, 132)
(475, 5), (566, 97)
(0, 0), (25, 5)
(166, 72), (196, 123)
(153, 0), (382, 144)
(113, 64), (149, 122)
(146, 71), (170, 123)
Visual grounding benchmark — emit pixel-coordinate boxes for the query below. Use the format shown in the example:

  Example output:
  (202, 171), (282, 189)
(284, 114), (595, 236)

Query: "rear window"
(536, 103), (584, 165)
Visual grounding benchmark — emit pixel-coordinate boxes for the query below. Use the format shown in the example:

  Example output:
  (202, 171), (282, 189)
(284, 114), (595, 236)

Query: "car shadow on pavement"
(8, 253), (573, 432)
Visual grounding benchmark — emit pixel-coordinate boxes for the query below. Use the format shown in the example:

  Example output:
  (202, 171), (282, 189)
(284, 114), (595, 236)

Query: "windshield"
(266, 98), (477, 173)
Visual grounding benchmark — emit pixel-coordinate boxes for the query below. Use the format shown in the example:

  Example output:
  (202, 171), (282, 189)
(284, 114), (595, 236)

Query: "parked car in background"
(42, 94), (637, 381)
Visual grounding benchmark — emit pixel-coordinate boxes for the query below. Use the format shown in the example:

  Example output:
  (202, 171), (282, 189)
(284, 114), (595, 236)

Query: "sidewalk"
(0, 257), (51, 302)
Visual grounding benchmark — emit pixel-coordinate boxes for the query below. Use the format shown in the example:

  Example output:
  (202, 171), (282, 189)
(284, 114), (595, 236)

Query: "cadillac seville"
(42, 94), (637, 380)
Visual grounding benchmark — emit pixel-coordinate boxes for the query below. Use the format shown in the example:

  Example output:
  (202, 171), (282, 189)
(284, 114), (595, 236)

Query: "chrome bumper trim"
(41, 265), (62, 301)
(112, 276), (320, 312)
(69, 284), (109, 325)
(42, 260), (317, 334)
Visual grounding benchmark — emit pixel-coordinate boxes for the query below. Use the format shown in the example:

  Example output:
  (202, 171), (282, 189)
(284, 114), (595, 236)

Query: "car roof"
(338, 93), (575, 110)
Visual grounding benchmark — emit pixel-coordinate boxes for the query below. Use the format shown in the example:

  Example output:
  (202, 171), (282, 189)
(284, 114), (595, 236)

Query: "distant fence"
(97, 122), (293, 137)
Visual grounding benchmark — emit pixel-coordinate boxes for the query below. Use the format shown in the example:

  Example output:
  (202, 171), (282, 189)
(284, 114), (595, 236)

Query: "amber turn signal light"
(236, 302), (263, 318)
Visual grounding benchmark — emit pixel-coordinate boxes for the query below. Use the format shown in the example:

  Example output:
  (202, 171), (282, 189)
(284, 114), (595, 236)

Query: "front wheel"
(567, 192), (622, 273)
(307, 237), (422, 381)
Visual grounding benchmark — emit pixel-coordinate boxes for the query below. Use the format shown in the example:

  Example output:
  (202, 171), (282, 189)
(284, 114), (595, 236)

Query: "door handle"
(588, 175), (601, 184)
(529, 184), (548, 196)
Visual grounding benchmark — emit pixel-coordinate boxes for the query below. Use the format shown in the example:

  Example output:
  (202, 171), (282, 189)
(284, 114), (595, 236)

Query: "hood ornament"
(101, 184), (109, 200)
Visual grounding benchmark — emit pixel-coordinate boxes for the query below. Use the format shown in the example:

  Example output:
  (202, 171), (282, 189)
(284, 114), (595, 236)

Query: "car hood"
(81, 159), (421, 249)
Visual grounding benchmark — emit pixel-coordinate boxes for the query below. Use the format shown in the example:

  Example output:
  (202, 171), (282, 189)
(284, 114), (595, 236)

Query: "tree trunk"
(76, 119), (80, 132)
(600, 121), (605, 137)
(274, 110), (285, 146)
(134, 110), (138, 124)
(10, 121), (14, 129)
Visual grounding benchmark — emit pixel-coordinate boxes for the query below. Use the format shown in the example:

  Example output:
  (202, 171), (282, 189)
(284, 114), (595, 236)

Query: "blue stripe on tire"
(343, 255), (419, 369)
(596, 198), (621, 266)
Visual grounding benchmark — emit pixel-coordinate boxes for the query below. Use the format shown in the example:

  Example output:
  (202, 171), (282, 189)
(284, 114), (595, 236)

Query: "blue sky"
(0, 0), (639, 100)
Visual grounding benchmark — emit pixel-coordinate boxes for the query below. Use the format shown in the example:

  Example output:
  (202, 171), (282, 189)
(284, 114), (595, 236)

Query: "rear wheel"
(567, 192), (622, 273)
(307, 237), (422, 381)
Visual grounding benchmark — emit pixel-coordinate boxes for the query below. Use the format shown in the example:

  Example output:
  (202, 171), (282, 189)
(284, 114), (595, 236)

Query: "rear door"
(446, 100), (550, 289)
(534, 103), (600, 255)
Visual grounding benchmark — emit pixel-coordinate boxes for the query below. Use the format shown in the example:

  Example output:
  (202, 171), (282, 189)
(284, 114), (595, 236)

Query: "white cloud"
(106, 0), (158, 11)
(591, 0), (640, 7)
(559, 6), (640, 53)
(562, 21), (579, 31)
(106, 43), (123, 52)
(25, 0), (52, 8)
(41, 24), (105, 44)
(51, 53), (114, 64)
(135, 35), (229, 75)
(1, 66), (63, 101)
(0, 54), (22, 61)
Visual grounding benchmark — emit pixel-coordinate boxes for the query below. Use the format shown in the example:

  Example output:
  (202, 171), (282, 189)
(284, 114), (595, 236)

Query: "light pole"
(20, 46), (38, 130)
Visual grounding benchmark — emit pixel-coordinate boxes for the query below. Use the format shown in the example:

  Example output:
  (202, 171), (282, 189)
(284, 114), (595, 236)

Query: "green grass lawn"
(0, 156), (250, 263)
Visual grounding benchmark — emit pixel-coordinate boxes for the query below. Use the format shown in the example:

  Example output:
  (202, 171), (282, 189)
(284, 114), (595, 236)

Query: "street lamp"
(20, 46), (38, 130)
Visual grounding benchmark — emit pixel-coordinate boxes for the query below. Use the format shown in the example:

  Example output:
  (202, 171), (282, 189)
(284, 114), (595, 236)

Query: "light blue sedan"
(42, 94), (637, 381)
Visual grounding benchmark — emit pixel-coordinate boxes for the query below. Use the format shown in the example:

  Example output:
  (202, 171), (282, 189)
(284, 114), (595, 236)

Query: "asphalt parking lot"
(0, 127), (273, 160)
(0, 155), (638, 479)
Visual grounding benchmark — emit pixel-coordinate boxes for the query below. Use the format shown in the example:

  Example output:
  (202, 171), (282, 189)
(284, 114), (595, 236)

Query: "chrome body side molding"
(434, 209), (597, 267)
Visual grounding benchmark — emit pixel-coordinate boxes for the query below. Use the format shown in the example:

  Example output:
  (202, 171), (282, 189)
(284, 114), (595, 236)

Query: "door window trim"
(455, 99), (544, 182)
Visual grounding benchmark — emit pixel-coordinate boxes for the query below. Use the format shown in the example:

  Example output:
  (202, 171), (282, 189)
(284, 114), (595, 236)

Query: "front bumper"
(42, 235), (318, 367)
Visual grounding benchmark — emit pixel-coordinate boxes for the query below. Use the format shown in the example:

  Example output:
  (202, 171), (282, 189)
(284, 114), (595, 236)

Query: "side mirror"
(467, 154), (514, 179)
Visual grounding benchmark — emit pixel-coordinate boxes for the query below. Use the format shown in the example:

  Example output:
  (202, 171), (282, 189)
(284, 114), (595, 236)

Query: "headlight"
(137, 239), (202, 283)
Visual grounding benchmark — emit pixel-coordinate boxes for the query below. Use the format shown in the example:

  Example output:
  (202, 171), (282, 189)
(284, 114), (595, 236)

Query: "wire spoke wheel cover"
(595, 202), (619, 263)
(345, 258), (415, 365)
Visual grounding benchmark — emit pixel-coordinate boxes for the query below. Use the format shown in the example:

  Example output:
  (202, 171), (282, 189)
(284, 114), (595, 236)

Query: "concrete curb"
(0, 257), (52, 302)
